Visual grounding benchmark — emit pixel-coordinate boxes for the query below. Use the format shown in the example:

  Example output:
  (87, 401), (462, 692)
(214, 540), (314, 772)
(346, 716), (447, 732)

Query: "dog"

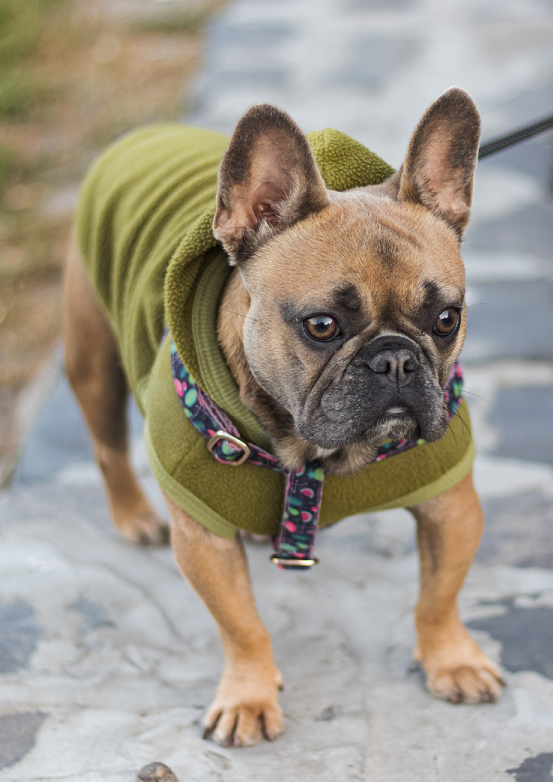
(64, 87), (505, 747)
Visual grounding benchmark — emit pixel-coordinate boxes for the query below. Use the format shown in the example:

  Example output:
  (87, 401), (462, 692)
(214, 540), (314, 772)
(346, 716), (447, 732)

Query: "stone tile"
(489, 386), (553, 464)
(463, 280), (553, 362)
(473, 453), (553, 502)
(332, 35), (418, 91)
(206, 19), (295, 52)
(495, 82), (553, 129)
(201, 67), (289, 91)
(477, 136), (553, 192)
(506, 753), (553, 781)
(349, 0), (416, 8)
(15, 375), (144, 485)
(0, 600), (43, 675)
(4, 479), (553, 780)
(463, 251), (553, 284)
(67, 595), (117, 631)
(15, 376), (92, 484)
(469, 0), (553, 24)
(0, 712), (47, 770)
(188, 16), (295, 107)
(478, 492), (553, 568)
(468, 599), (553, 680)
(469, 164), (550, 227)
(465, 202), (553, 260)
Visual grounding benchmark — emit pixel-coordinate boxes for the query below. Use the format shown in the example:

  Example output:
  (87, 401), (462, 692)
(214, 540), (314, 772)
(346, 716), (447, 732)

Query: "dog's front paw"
(417, 625), (506, 704)
(426, 660), (505, 704)
(203, 665), (284, 747)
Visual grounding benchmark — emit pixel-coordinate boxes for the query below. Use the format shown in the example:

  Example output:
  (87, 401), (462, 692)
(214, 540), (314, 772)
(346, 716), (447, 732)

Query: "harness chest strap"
(169, 336), (464, 571)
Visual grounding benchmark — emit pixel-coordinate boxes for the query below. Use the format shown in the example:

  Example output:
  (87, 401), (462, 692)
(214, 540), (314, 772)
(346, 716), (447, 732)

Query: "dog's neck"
(217, 268), (377, 475)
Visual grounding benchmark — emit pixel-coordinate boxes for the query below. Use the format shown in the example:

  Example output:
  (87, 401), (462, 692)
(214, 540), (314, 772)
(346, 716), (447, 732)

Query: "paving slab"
(478, 492), (553, 568)
(2, 0), (553, 779)
(2, 473), (553, 782)
(466, 202), (553, 265)
(463, 280), (553, 363)
(489, 387), (553, 464)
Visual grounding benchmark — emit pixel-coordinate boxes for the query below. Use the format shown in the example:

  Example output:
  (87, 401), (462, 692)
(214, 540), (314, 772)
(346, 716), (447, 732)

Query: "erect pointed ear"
(213, 104), (330, 264)
(398, 88), (480, 238)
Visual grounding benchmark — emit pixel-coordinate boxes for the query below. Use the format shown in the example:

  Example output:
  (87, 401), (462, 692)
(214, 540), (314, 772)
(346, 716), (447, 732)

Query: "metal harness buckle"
(207, 430), (251, 466)
(270, 554), (319, 567)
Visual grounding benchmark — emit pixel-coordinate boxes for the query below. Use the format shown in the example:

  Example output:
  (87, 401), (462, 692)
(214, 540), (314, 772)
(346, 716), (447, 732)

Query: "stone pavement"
(2, 0), (553, 779)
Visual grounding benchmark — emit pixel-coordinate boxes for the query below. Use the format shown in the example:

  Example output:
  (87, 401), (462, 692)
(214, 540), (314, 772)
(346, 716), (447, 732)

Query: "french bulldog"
(64, 87), (504, 748)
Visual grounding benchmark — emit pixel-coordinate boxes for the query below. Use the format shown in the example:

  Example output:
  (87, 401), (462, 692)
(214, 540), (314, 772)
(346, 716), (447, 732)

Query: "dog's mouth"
(298, 406), (419, 449)
(365, 406), (422, 443)
(297, 390), (449, 451)
(386, 405), (407, 416)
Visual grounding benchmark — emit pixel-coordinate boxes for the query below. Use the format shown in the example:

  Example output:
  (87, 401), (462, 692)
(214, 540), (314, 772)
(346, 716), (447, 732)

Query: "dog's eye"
(434, 308), (460, 336)
(304, 315), (340, 341)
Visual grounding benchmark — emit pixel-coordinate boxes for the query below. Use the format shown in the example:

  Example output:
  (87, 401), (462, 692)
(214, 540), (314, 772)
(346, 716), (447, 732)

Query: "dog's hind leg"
(63, 237), (169, 545)
(409, 470), (505, 704)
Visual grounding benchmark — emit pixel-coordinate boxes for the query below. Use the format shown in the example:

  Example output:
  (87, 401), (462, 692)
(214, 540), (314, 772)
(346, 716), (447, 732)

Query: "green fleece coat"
(76, 124), (475, 538)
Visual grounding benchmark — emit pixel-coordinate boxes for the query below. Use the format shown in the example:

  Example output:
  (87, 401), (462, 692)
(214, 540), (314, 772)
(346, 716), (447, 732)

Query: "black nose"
(364, 337), (420, 385)
(367, 348), (419, 375)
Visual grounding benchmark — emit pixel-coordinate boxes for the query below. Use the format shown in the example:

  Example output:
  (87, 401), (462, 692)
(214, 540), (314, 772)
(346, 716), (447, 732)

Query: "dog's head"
(214, 89), (480, 468)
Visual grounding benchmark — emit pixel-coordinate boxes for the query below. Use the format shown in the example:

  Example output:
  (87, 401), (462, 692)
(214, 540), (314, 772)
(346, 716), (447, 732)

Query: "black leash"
(478, 112), (553, 159)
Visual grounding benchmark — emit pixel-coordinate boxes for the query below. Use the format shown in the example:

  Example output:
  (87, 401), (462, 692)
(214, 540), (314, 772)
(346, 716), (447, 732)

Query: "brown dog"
(64, 87), (504, 747)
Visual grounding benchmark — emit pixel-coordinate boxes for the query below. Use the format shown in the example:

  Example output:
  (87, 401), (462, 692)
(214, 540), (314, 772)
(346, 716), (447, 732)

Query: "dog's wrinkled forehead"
(245, 194), (465, 324)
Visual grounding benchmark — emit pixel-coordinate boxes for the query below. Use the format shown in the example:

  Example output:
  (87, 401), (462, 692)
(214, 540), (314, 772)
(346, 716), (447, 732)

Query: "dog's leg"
(164, 493), (284, 747)
(409, 470), (505, 703)
(63, 239), (168, 545)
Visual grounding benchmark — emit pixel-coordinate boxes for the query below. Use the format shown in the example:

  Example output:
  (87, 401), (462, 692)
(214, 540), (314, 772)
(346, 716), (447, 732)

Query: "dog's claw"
(202, 713), (220, 741)
(259, 713), (274, 742)
(225, 718), (237, 748)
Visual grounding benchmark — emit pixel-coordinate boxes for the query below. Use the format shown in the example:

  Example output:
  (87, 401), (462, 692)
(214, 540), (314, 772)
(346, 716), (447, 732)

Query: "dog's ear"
(213, 104), (330, 264)
(398, 88), (480, 237)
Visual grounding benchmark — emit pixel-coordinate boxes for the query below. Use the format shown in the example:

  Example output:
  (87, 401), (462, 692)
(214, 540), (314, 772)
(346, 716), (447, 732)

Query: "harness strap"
(168, 337), (464, 571)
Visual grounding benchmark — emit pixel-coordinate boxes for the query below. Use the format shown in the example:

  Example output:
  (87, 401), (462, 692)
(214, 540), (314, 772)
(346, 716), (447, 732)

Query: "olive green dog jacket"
(76, 123), (475, 538)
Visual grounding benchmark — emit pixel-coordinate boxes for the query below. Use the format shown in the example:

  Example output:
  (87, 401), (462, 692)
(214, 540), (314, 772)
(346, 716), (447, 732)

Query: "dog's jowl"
(64, 88), (504, 747)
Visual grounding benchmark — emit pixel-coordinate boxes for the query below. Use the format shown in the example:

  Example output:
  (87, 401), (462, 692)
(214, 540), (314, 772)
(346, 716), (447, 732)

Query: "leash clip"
(207, 430), (251, 466)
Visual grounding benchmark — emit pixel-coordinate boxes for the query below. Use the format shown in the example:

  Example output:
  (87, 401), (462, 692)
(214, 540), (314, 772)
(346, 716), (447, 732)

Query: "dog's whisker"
(265, 402), (286, 422)
(452, 407), (473, 445)
(219, 307), (260, 324)
(462, 390), (492, 404)
(446, 420), (459, 450)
